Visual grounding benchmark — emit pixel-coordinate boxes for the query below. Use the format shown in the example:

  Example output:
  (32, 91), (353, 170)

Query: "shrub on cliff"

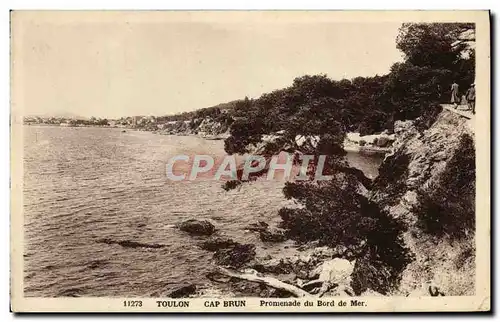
(396, 23), (474, 72)
(279, 175), (375, 246)
(220, 73), (412, 294)
(414, 103), (443, 133)
(373, 150), (411, 207)
(382, 23), (475, 122)
(383, 62), (452, 121)
(413, 133), (475, 239)
(278, 175), (412, 295)
(350, 202), (414, 295)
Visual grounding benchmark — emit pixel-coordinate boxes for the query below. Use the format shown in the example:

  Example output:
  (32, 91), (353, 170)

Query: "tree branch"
(217, 267), (311, 297)
(336, 165), (373, 190)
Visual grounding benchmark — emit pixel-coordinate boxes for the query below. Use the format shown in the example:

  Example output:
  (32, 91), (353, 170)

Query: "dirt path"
(441, 104), (475, 119)
(441, 104), (475, 132)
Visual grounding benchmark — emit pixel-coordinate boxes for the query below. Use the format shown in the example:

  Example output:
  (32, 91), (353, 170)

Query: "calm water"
(23, 126), (383, 297)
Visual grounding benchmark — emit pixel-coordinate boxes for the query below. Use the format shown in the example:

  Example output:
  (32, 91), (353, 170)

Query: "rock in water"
(178, 219), (215, 236)
(243, 221), (269, 232)
(214, 243), (256, 268)
(259, 228), (287, 242)
(200, 237), (237, 251)
(167, 284), (197, 298)
(97, 238), (165, 249)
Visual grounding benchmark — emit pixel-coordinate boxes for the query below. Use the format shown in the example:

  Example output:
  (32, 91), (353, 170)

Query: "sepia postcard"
(10, 10), (490, 312)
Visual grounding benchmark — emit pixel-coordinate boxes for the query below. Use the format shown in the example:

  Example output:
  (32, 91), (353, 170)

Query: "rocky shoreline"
(167, 218), (369, 298)
(83, 109), (469, 298)
(344, 132), (395, 155)
(148, 127), (394, 154)
(132, 124), (395, 298)
(160, 109), (471, 298)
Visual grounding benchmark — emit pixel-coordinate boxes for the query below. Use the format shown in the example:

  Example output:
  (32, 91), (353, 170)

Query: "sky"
(13, 12), (404, 119)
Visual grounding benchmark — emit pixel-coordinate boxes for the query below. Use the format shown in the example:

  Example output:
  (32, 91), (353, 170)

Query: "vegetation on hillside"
(161, 23), (474, 138)
(413, 133), (475, 239)
(218, 23), (475, 294)
(148, 23), (475, 294)
(157, 100), (244, 123)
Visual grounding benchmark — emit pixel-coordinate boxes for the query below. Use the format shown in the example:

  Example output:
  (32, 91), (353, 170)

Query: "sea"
(22, 125), (383, 297)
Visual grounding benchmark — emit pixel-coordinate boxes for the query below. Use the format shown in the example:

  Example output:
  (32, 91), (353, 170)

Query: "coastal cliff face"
(157, 117), (231, 139)
(160, 107), (476, 298)
(154, 107), (477, 298)
(370, 109), (475, 296)
(195, 118), (230, 138)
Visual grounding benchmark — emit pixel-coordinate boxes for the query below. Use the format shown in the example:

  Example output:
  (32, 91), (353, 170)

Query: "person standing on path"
(466, 84), (476, 114)
(451, 81), (460, 108)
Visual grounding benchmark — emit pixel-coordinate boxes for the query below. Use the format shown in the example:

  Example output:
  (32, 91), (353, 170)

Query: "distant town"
(23, 100), (239, 135)
(23, 115), (191, 131)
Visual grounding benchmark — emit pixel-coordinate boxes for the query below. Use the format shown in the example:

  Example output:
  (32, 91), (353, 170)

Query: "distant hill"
(208, 100), (242, 112)
(28, 111), (88, 120)
(157, 99), (244, 122)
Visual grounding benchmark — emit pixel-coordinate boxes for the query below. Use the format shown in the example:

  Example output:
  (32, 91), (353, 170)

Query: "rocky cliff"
(156, 117), (231, 139)
(370, 108), (475, 296)
(159, 107), (476, 298)
(195, 118), (231, 139)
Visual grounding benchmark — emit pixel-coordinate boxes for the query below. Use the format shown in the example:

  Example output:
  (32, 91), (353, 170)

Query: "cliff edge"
(371, 108), (476, 296)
